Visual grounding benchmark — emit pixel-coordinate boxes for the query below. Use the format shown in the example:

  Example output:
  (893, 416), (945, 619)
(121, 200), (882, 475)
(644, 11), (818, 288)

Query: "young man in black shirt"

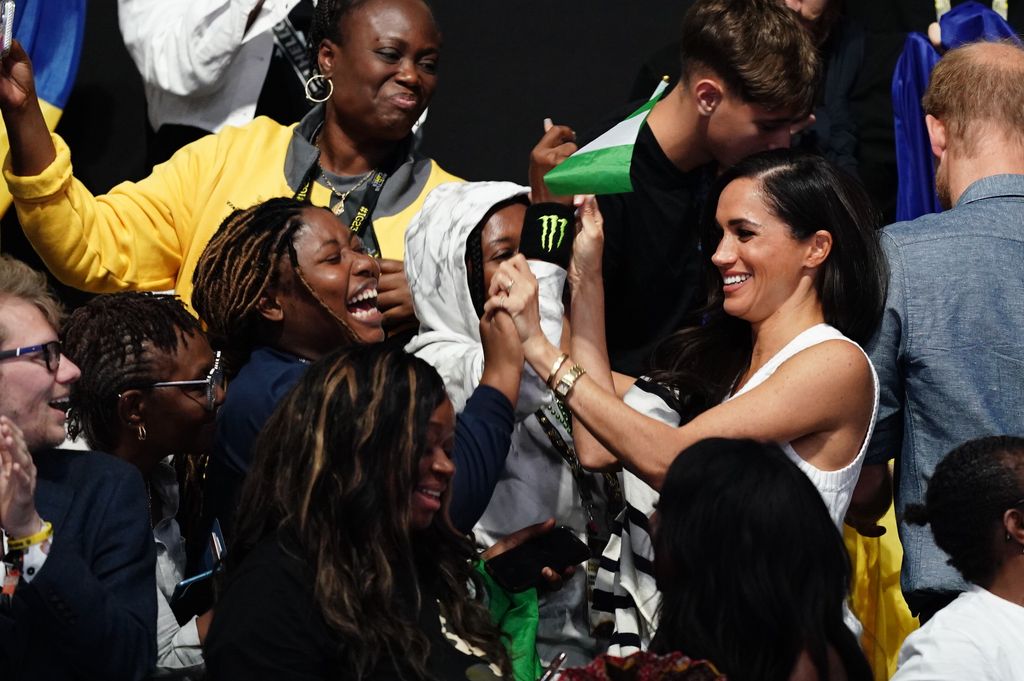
(535, 0), (820, 376)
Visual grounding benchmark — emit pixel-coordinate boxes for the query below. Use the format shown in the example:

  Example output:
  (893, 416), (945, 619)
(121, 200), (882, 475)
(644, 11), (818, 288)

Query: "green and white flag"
(544, 78), (669, 196)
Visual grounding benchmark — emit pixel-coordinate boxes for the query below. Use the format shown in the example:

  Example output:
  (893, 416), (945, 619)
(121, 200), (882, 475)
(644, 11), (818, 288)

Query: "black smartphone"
(484, 525), (591, 593)
(170, 569), (215, 626)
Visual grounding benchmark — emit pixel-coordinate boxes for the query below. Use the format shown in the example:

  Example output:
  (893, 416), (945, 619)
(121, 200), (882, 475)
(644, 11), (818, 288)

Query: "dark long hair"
(648, 150), (886, 420)
(230, 345), (508, 679)
(650, 438), (871, 681)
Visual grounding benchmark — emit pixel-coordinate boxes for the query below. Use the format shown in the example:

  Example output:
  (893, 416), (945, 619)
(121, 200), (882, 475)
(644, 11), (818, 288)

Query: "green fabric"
(475, 561), (543, 681)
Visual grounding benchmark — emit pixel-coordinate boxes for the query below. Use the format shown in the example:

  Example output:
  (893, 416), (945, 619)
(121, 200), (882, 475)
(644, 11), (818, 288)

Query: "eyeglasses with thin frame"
(0, 340), (63, 373)
(146, 351), (225, 412)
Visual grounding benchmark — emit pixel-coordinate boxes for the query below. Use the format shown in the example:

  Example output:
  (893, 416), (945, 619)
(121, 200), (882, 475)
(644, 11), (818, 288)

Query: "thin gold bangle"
(546, 353), (569, 389)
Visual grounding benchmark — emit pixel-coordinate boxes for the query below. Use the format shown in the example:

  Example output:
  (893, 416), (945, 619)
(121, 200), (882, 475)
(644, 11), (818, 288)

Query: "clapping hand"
(0, 416), (42, 540)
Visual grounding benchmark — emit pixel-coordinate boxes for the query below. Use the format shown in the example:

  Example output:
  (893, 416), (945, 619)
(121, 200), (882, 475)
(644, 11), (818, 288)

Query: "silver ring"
(505, 279), (515, 294)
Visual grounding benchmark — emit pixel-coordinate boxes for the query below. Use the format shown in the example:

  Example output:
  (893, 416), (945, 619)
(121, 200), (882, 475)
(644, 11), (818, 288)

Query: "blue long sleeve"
(450, 384), (515, 533)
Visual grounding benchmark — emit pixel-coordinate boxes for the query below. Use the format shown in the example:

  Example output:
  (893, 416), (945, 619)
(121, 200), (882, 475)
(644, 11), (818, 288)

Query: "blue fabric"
(0, 449), (157, 680)
(13, 0), (86, 108)
(865, 174), (1024, 604)
(892, 2), (1020, 222)
(450, 384), (515, 533)
(206, 347), (513, 537)
(892, 33), (942, 222)
(892, 1), (1019, 220)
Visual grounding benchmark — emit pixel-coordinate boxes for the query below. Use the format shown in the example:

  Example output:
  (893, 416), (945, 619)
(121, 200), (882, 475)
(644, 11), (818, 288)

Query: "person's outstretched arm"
(0, 42), (57, 176)
(486, 256), (873, 490)
(565, 197), (625, 471)
(448, 310), (522, 532)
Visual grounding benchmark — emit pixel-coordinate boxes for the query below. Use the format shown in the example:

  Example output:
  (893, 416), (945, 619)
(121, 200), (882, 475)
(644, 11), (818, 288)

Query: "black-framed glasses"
(147, 351), (225, 412)
(0, 340), (62, 373)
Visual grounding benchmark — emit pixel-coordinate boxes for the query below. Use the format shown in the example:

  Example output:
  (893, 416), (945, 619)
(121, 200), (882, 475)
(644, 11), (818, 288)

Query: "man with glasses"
(0, 255), (156, 679)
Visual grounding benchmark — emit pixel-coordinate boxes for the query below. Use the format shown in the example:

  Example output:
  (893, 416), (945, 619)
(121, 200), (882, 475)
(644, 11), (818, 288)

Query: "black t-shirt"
(591, 114), (715, 377)
(205, 535), (502, 681)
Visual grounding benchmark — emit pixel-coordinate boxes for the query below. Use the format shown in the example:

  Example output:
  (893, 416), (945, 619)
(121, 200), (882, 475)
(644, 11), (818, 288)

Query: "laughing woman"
(205, 345), (510, 680)
(488, 150), (887, 655)
(193, 197), (524, 539)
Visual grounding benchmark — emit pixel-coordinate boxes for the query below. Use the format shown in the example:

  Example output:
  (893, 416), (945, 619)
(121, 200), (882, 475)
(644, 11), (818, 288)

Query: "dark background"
(7, 0), (1019, 300)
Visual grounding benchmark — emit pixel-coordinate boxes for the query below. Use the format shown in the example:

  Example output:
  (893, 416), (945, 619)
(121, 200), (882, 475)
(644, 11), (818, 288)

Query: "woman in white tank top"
(485, 150), (887, 680)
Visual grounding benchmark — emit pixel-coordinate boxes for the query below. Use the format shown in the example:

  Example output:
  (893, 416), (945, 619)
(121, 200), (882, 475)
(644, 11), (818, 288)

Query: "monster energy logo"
(539, 214), (568, 252)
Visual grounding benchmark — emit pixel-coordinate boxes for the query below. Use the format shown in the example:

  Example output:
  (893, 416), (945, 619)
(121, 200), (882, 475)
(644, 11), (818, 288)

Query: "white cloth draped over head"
(404, 181), (566, 418)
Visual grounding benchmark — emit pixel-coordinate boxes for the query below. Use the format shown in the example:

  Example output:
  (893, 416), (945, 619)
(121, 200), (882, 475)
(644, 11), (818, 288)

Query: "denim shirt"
(865, 174), (1024, 600)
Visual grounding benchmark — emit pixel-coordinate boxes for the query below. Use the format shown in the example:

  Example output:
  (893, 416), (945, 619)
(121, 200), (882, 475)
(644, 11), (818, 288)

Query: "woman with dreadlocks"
(0, 0), (452, 339)
(193, 197), (524, 540)
(890, 436), (1024, 681)
(62, 292), (226, 678)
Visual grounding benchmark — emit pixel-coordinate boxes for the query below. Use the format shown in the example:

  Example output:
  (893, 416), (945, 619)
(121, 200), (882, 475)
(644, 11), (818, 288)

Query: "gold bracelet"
(554, 364), (586, 400)
(7, 520), (53, 552)
(546, 353), (569, 389)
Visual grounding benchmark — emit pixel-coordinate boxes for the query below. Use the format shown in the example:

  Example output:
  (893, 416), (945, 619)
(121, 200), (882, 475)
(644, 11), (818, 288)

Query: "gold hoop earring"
(304, 74), (334, 103)
(137, 424), (147, 441)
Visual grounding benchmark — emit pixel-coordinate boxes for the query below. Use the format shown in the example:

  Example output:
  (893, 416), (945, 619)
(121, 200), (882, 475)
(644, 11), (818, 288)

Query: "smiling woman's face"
(410, 398), (455, 531)
(274, 207), (385, 356)
(322, 0), (441, 143)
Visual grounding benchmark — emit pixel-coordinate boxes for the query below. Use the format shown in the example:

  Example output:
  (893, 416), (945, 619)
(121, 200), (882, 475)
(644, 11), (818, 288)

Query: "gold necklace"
(319, 166), (374, 217)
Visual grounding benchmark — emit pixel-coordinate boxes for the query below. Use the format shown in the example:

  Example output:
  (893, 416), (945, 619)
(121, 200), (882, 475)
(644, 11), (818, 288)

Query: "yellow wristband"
(7, 521), (53, 552)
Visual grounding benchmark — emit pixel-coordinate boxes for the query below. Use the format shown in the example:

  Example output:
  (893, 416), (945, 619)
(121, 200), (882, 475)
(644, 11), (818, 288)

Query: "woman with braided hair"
(891, 436), (1024, 681)
(62, 291), (226, 678)
(0, 0), (454, 340)
(194, 197), (525, 540)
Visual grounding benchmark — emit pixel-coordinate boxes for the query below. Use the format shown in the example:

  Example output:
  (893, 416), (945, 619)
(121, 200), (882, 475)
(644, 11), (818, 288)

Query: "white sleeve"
(118, 0), (268, 96)
(891, 627), (990, 681)
(19, 541), (49, 583)
(153, 583), (205, 675)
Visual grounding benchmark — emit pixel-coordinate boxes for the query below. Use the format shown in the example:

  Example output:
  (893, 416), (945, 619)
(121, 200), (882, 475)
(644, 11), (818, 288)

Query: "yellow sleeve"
(4, 131), (216, 293)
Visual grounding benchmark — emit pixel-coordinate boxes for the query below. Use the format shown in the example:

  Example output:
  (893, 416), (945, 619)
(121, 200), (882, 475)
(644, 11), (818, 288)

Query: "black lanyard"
(293, 138), (399, 257)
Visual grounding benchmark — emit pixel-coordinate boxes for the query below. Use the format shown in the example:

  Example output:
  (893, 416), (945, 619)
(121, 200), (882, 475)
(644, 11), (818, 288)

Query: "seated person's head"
(907, 435), (1024, 589)
(651, 438), (871, 681)
(0, 256), (80, 453)
(192, 198), (384, 368)
(700, 149), (885, 345)
(678, 0), (820, 167)
(232, 344), (508, 676)
(62, 292), (222, 469)
(406, 182), (529, 326)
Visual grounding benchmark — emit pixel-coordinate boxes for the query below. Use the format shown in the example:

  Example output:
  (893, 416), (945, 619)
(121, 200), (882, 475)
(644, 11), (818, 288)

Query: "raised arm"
(487, 257), (874, 489)
(566, 197), (626, 471)
(0, 42), (57, 176)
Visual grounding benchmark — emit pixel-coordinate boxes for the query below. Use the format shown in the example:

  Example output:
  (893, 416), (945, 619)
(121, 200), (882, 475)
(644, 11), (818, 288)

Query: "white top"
(118, 0), (301, 132)
(595, 324), (879, 655)
(729, 323), (879, 532)
(892, 586), (1024, 681)
(151, 460), (205, 678)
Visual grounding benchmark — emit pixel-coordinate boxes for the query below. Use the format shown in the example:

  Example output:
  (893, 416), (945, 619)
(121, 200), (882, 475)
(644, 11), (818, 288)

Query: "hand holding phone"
(484, 521), (591, 593)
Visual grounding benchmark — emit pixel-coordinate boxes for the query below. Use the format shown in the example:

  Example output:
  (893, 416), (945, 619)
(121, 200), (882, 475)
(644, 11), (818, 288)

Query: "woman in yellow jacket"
(0, 0), (457, 336)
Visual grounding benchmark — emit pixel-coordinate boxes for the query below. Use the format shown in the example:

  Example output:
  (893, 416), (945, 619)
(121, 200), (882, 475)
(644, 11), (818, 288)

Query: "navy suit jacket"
(0, 448), (156, 680)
